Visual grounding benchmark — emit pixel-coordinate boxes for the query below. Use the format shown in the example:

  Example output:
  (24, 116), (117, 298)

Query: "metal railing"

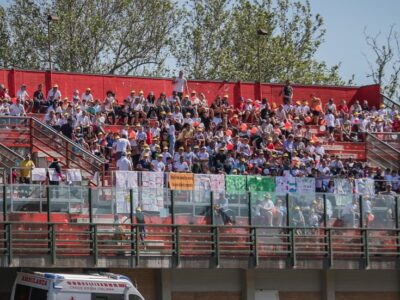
(381, 93), (400, 111)
(0, 222), (398, 269)
(0, 143), (24, 169)
(366, 133), (400, 170)
(0, 184), (398, 267)
(0, 116), (106, 185)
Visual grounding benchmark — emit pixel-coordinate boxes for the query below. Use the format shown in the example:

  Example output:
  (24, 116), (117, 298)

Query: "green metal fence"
(0, 184), (399, 268)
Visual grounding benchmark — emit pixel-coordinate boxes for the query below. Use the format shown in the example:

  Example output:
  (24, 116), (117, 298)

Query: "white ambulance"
(10, 272), (145, 300)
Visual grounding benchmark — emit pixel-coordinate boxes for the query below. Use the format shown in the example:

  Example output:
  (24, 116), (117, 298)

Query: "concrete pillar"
(322, 270), (335, 300)
(160, 269), (172, 300)
(242, 269), (255, 300)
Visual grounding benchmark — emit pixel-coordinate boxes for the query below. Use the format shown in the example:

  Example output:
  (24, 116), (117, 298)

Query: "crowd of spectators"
(0, 73), (399, 194)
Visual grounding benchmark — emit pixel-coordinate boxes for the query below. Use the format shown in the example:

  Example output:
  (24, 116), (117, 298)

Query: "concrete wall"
(0, 268), (398, 300)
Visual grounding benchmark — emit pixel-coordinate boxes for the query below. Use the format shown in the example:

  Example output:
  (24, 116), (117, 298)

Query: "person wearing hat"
(113, 133), (131, 161)
(173, 155), (190, 172)
(260, 194), (275, 226)
(183, 112), (193, 125)
(136, 152), (151, 171)
(151, 153), (166, 172)
(116, 152), (133, 171)
(82, 87), (93, 102)
(47, 83), (62, 105)
(173, 146), (186, 163)
(134, 206), (146, 243)
(161, 146), (172, 164)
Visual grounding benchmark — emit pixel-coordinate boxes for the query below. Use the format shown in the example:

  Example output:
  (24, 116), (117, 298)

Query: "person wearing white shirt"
(135, 126), (147, 142)
(172, 107), (183, 124)
(152, 154), (166, 172)
(17, 84), (30, 102)
(81, 88), (94, 102)
(77, 111), (91, 128)
(17, 84), (30, 111)
(172, 71), (189, 99)
(324, 111), (335, 141)
(114, 134), (131, 161)
(174, 156), (189, 172)
(260, 194), (275, 226)
(9, 98), (26, 116)
(0, 100), (10, 115)
(47, 84), (62, 103)
(116, 152), (133, 171)
(150, 122), (161, 139)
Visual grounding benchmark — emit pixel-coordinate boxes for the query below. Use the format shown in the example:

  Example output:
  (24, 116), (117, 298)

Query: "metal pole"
(48, 20), (51, 70)
(257, 34), (261, 83)
(359, 195), (363, 228)
(248, 191), (252, 226)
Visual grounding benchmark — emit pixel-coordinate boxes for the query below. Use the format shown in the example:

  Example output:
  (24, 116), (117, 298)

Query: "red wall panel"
(0, 69), (381, 109)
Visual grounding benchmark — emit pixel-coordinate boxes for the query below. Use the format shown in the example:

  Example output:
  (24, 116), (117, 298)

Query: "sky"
(309, 0), (400, 85)
(1, 0), (399, 86)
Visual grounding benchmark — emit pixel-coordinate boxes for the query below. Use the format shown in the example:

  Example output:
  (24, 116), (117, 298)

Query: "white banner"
(115, 171), (138, 190)
(276, 176), (297, 195)
(141, 172), (164, 212)
(355, 178), (375, 196)
(194, 174), (211, 190)
(48, 168), (61, 182)
(209, 174), (225, 191)
(296, 177), (315, 194)
(31, 168), (47, 181)
(334, 178), (353, 194)
(66, 169), (82, 182)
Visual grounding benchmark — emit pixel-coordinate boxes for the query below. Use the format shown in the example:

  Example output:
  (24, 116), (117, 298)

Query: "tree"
(364, 26), (400, 99)
(6, 0), (180, 75)
(172, 0), (233, 79)
(0, 6), (10, 68)
(173, 0), (344, 85)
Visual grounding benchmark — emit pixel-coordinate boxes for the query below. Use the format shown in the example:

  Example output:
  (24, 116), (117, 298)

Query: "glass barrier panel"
(0, 185), (3, 222)
(137, 187), (171, 225)
(215, 190), (249, 226)
(368, 194), (396, 229)
(250, 192), (286, 227)
(331, 193), (359, 228)
(48, 185), (89, 223)
(9, 184), (46, 213)
(288, 193), (316, 229)
(174, 189), (210, 225)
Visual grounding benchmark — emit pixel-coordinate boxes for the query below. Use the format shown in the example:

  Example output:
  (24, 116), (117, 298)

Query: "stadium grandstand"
(0, 68), (399, 300)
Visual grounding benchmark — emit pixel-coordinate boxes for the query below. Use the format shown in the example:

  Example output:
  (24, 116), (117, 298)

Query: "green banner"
(246, 176), (276, 192)
(225, 175), (247, 192)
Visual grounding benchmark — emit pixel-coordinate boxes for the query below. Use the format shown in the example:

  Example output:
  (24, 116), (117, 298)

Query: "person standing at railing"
(135, 207), (146, 243)
(19, 154), (35, 184)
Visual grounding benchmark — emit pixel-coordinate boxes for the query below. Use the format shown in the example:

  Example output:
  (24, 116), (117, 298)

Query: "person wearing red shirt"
(393, 116), (400, 132)
(337, 99), (349, 114)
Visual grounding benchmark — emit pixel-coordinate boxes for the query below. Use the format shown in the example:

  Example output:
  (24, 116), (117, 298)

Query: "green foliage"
(5, 0), (180, 75)
(2, 0), (343, 84)
(174, 0), (344, 85)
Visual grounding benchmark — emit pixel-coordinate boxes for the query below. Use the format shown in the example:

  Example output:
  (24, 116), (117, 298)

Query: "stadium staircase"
(366, 132), (400, 170)
(0, 116), (107, 185)
(381, 93), (400, 111)
(0, 142), (23, 169)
